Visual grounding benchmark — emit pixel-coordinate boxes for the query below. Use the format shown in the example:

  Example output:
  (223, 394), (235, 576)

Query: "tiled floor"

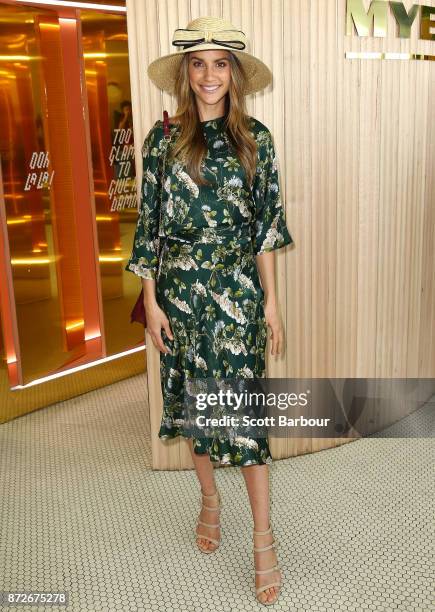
(0, 374), (433, 612)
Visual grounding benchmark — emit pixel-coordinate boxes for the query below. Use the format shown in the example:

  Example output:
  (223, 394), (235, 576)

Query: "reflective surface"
(0, 2), (142, 399)
(346, 0), (435, 45)
(80, 9), (140, 357)
(0, 4), (85, 387)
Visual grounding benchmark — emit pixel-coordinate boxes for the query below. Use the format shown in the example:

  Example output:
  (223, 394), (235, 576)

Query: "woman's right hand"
(144, 301), (174, 354)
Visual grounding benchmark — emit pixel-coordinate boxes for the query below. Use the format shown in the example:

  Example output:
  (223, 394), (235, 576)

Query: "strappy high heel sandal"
(253, 524), (282, 605)
(195, 489), (221, 553)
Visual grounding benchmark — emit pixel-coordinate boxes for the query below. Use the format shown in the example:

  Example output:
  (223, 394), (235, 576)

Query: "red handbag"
(130, 110), (171, 327)
(130, 286), (146, 326)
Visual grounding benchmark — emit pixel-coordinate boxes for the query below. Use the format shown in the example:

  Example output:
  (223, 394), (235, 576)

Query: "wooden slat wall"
(125, 0), (435, 470)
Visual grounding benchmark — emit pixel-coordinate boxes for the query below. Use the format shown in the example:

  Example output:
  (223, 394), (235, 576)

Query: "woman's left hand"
(264, 300), (284, 356)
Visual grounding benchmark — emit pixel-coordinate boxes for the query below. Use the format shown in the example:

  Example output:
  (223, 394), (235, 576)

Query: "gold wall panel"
(79, 9), (144, 358)
(0, 1), (146, 422)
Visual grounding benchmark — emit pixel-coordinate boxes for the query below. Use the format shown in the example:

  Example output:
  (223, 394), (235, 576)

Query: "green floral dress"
(125, 114), (293, 466)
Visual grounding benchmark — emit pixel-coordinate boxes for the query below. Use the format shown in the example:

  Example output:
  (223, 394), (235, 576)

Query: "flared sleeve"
(125, 121), (163, 280)
(252, 126), (294, 255)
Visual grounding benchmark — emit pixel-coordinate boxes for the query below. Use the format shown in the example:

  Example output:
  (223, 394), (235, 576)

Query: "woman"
(125, 16), (294, 606)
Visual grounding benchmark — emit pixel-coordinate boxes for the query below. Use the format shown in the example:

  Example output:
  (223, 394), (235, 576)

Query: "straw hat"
(147, 16), (272, 96)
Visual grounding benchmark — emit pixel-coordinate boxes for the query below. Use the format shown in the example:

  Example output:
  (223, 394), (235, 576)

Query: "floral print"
(125, 115), (293, 466)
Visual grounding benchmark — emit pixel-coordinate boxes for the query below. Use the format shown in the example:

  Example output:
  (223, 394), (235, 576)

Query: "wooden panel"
(125, 0), (435, 469)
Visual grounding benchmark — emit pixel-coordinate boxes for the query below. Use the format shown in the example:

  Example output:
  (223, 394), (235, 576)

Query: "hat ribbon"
(172, 28), (246, 51)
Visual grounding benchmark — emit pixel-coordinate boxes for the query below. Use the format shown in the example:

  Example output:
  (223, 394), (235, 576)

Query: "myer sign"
(346, 0), (434, 60)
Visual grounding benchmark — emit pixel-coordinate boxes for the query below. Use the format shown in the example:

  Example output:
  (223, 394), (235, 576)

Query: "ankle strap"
(254, 525), (272, 536)
(202, 503), (219, 511)
(201, 489), (218, 499)
(254, 542), (276, 552)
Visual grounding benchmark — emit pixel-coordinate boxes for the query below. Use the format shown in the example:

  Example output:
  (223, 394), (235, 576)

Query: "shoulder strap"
(155, 111), (172, 271)
(163, 110), (170, 136)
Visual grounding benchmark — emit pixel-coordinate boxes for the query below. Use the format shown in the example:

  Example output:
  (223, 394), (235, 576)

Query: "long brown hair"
(167, 52), (258, 188)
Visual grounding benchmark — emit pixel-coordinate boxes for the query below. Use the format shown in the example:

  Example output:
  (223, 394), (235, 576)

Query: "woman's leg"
(241, 463), (281, 604)
(187, 438), (220, 551)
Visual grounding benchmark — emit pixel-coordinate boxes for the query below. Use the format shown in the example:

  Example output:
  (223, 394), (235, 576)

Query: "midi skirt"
(156, 226), (273, 467)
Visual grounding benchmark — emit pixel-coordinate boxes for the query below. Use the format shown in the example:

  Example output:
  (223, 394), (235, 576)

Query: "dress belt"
(160, 223), (253, 246)
(156, 225), (254, 281)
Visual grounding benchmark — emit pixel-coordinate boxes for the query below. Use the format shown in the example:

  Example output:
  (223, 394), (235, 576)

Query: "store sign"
(24, 151), (54, 191)
(108, 128), (136, 211)
(346, 0), (434, 40)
